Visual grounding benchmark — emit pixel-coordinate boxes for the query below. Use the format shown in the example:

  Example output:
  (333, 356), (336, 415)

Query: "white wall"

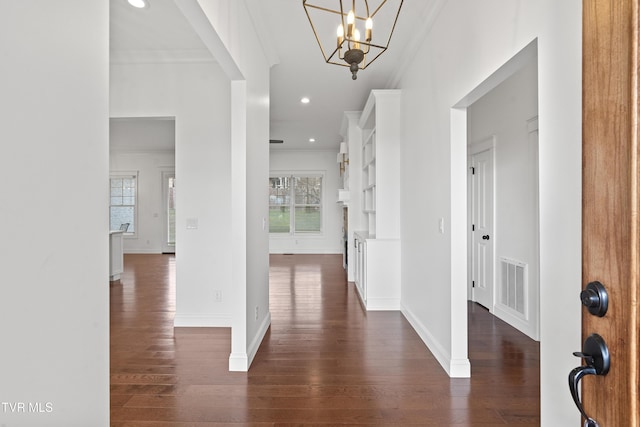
(110, 119), (175, 254)
(111, 60), (234, 328)
(269, 150), (344, 254)
(468, 60), (539, 339)
(398, 1), (581, 425)
(0, 2), (109, 426)
(178, 0), (272, 370)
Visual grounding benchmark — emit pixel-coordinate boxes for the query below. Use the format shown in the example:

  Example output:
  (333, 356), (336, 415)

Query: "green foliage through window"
(269, 175), (322, 234)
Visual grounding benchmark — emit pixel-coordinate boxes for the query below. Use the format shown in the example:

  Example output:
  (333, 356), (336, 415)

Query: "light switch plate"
(186, 218), (198, 229)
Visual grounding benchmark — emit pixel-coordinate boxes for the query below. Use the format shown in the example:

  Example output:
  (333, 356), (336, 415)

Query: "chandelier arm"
(382, 0), (403, 47)
(359, 49), (386, 69)
(303, 4), (343, 16)
(369, 0), (388, 18)
(302, 4), (330, 61)
(360, 41), (387, 50)
(340, 1), (345, 43)
(327, 43), (347, 62)
(305, 3), (367, 20)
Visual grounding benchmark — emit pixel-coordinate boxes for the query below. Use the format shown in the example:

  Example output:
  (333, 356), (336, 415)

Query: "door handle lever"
(568, 334), (609, 427)
(569, 365), (598, 426)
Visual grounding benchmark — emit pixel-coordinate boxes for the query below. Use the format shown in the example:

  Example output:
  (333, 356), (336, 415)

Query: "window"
(110, 173), (137, 234)
(269, 175), (322, 234)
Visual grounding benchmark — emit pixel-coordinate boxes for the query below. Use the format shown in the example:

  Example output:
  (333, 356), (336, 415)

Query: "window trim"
(110, 171), (139, 237)
(269, 172), (324, 236)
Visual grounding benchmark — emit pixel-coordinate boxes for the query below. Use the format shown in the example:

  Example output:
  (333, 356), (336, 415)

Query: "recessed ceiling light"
(309, 138), (316, 143)
(300, 97), (310, 104)
(126, 0), (149, 9)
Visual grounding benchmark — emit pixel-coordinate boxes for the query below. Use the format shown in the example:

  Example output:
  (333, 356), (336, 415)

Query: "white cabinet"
(354, 231), (401, 310)
(352, 90), (401, 310)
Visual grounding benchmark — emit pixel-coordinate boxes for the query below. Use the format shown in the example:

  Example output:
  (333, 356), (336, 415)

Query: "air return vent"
(500, 257), (527, 316)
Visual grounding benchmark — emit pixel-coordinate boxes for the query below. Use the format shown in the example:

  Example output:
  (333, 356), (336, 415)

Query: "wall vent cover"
(499, 257), (527, 316)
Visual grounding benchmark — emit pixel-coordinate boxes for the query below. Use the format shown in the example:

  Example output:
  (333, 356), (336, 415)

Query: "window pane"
(269, 206), (290, 233)
(295, 177), (321, 204)
(269, 177), (291, 205)
(295, 206), (320, 232)
(110, 206), (135, 232)
(110, 175), (136, 233)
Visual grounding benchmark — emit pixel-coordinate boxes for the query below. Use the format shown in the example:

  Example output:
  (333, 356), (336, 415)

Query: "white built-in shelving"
(362, 129), (376, 233)
(352, 89), (401, 310)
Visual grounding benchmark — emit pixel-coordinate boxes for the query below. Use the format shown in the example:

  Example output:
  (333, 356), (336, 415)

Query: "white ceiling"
(110, 0), (436, 151)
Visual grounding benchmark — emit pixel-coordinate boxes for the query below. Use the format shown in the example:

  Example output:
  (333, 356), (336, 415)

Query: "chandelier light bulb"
(353, 28), (361, 50)
(337, 24), (344, 48)
(365, 17), (373, 42)
(127, 0), (148, 8)
(347, 10), (355, 38)
(347, 10), (355, 24)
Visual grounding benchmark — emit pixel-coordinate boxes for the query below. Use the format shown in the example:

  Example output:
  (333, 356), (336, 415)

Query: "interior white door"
(161, 171), (176, 254)
(471, 149), (494, 310)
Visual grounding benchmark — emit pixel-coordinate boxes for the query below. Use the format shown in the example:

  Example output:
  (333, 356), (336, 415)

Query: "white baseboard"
(401, 303), (471, 378)
(228, 352), (248, 371)
(493, 304), (539, 341)
(229, 311), (271, 372)
(352, 282), (400, 311)
(365, 297), (401, 311)
(449, 358), (472, 378)
(248, 312), (271, 366)
(123, 249), (162, 254)
(173, 313), (232, 327)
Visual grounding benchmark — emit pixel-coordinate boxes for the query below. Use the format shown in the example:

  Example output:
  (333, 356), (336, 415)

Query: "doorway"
(109, 117), (176, 254)
(465, 50), (540, 341)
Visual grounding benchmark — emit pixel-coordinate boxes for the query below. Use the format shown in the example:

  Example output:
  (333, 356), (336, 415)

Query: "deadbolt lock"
(580, 281), (608, 317)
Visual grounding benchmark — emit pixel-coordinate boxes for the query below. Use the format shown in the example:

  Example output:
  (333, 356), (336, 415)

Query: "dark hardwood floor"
(111, 254), (539, 426)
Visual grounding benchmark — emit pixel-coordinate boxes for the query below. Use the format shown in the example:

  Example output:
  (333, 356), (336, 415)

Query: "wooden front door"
(582, 0), (639, 425)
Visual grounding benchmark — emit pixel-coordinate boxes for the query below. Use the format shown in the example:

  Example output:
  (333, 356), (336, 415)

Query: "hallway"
(110, 254), (539, 425)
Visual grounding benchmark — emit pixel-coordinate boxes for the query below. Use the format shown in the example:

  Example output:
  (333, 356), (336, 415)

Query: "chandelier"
(303, 0), (403, 80)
